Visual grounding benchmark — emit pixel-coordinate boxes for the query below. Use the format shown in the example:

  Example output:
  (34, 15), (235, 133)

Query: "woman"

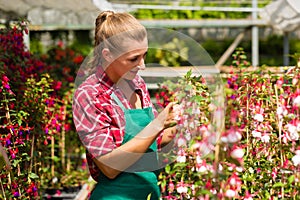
(72, 11), (178, 199)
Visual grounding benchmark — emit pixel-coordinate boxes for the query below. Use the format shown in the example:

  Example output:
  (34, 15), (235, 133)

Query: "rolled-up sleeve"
(72, 87), (115, 158)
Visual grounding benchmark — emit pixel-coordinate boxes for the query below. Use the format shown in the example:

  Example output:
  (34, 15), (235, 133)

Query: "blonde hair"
(93, 11), (147, 66)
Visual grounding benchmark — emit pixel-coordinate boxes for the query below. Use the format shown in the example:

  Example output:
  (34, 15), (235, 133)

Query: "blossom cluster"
(157, 50), (300, 199)
(0, 22), (87, 199)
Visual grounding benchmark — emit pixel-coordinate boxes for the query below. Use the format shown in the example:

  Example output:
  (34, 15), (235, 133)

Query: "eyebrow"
(129, 51), (148, 58)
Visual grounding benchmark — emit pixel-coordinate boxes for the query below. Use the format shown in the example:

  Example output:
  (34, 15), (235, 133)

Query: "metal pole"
(252, 0), (259, 67)
(283, 32), (289, 66)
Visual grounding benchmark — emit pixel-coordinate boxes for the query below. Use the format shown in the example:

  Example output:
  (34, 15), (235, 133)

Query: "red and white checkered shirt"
(72, 67), (160, 181)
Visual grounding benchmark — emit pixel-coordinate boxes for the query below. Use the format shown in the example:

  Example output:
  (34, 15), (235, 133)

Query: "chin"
(123, 73), (137, 80)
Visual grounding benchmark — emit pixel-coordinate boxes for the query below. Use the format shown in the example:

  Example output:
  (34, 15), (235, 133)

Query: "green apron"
(90, 93), (160, 200)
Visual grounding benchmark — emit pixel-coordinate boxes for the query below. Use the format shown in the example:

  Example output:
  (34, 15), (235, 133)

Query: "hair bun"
(99, 11), (114, 22)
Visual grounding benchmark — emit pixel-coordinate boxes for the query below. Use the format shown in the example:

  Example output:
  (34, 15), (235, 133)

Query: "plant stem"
(51, 136), (55, 178)
(29, 134), (35, 174)
(246, 83), (249, 157)
(61, 120), (65, 171)
(274, 84), (284, 199)
(0, 178), (6, 200)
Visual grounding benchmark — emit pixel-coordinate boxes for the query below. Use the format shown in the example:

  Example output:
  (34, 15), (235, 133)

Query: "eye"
(143, 52), (148, 58)
(129, 56), (139, 62)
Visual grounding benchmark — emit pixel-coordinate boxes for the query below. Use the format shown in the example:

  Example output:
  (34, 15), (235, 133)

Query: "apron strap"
(110, 92), (126, 111)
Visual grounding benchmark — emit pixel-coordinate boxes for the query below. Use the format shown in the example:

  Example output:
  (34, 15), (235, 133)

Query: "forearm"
(94, 119), (163, 179)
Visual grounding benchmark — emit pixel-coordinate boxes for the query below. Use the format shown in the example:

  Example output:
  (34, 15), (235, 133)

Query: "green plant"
(156, 48), (300, 199)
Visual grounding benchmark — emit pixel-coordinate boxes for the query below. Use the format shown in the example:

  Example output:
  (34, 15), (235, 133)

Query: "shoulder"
(73, 74), (112, 109)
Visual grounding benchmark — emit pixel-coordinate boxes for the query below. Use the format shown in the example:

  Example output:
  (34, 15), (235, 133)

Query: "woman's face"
(105, 37), (148, 82)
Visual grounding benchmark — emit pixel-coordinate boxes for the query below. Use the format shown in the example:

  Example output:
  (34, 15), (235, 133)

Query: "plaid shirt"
(72, 67), (160, 181)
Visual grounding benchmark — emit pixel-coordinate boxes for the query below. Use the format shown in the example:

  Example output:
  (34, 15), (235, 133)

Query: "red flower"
(73, 55), (84, 64)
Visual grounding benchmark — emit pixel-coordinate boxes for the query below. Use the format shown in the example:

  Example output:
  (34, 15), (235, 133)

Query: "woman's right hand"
(155, 102), (178, 131)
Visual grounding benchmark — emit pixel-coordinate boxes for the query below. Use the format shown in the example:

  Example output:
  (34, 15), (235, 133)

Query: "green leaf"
(29, 173), (39, 179)
(272, 182), (284, 188)
(146, 193), (152, 200)
(288, 175), (295, 184)
(165, 164), (170, 174)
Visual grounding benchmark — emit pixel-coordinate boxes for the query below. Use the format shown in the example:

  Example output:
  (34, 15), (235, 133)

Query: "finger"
(165, 102), (175, 110)
(166, 121), (177, 128)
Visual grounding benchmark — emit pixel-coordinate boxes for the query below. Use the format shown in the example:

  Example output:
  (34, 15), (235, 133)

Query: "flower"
(177, 136), (187, 147)
(221, 127), (242, 143)
(292, 150), (300, 166)
(261, 134), (270, 143)
(292, 154), (300, 166)
(176, 182), (188, 194)
(230, 148), (244, 159)
(225, 189), (236, 198)
(284, 123), (299, 141)
(176, 149), (186, 163)
(168, 181), (175, 193)
(276, 106), (288, 117)
(253, 113), (264, 122)
(293, 95), (300, 107)
(251, 130), (261, 138)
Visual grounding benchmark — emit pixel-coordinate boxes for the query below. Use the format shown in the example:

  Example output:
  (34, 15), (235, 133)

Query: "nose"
(137, 64), (146, 70)
(137, 59), (146, 70)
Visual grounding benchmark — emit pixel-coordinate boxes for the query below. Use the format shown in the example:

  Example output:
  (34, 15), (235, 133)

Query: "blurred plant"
(155, 37), (189, 67)
(0, 21), (88, 199)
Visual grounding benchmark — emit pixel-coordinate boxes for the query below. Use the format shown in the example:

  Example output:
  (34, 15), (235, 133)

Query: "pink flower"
(168, 181), (175, 193)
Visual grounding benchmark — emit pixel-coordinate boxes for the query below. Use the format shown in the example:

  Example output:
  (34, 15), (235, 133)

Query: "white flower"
(236, 166), (243, 172)
(292, 154), (300, 166)
(254, 113), (264, 122)
(251, 130), (261, 138)
(52, 176), (58, 184)
(293, 96), (300, 107)
(277, 106), (287, 116)
(221, 136), (228, 143)
(192, 108), (200, 115)
(173, 104), (184, 120)
(218, 164), (223, 171)
(261, 134), (270, 143)
(196, 155), (202, 164)
(176, 155), (186, 163)
(249, 167), (254, 174)
(230, 148), (244, 159)
(227, 131), (242, 143)
(197, 165), (207, 173)
(229, 177), (237, 185)
(177, 137), (186, 147)
(286, 124), (299, 141)
(176, 184), (188, 194)
(225, 189), (236, 198)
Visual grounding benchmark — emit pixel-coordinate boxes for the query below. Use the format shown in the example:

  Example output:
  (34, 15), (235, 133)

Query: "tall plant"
(0, 21), (87, 199)
(156, 48), (299, 199)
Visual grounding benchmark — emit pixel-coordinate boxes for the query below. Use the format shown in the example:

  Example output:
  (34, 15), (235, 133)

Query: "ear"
(102, 48), (113, 62)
